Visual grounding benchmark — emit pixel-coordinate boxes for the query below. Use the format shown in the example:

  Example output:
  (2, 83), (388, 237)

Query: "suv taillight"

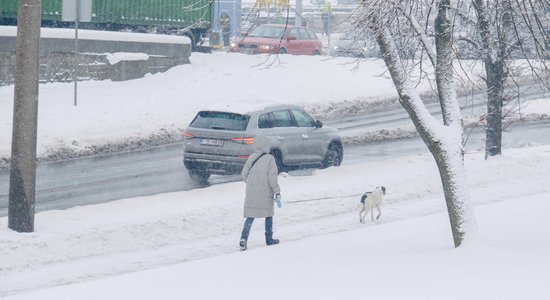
(230, 137), (255, 144)
(183, 132), (194, 139)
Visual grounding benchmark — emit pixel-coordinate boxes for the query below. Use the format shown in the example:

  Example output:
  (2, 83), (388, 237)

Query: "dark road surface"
(1, 119), (549, 217)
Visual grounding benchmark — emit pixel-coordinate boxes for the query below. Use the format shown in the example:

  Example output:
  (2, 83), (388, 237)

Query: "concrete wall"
(0, 34), (191, 86)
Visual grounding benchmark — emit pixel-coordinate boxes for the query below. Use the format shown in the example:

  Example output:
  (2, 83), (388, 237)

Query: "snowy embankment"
(0, 53), (397, 165)
(1, 145), (550, 298)
(1, 52), (549, 168)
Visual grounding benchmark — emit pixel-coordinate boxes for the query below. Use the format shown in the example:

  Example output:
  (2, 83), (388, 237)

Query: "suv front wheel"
(322, 143), (343, 168)
(271, 150), (286, 173)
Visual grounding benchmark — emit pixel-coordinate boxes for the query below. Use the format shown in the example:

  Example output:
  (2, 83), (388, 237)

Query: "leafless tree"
(357, 0), (477, 247)
(456, 0), (550, 158)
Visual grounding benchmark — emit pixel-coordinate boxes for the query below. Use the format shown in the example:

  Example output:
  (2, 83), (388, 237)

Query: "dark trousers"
(240, 217), (273, 240)
(322, 15), (330, 35)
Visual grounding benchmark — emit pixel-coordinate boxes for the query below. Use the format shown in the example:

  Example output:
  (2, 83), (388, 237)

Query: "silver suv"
(183, 104), (343, 182)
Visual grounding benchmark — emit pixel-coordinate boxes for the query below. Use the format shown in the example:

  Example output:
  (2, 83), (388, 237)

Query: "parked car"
(183, 105), (343, 183)
(229, 24), (323, 55)
(331, 36), (379, 58)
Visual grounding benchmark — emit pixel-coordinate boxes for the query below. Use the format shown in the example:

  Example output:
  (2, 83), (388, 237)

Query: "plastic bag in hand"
(274, 193), (282, 208)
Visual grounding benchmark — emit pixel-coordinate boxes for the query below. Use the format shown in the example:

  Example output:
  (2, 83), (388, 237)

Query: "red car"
(229, 24), (323, 55)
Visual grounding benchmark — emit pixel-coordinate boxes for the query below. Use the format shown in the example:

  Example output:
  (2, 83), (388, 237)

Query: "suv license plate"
(241, 49), (254, 55)
(200, 138), (224, 147)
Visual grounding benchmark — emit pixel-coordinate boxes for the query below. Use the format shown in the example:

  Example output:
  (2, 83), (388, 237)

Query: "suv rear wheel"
(322, 143), (343, 168)
(188, 169), (210, 185)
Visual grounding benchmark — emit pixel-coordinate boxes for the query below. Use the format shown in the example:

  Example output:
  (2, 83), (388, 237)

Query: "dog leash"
(286, 193), (363, 204)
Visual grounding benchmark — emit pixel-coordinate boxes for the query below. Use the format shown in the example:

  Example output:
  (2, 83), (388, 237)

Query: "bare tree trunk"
(434, 0), (476, 247)
(484, 62), (504, 158)
(474, 0), (512, 158)
(435, 0), (456, 126)
(368, 0), (476, 247)
(432, 146), (474, 247)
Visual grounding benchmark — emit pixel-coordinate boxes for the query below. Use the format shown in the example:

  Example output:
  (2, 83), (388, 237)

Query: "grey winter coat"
(242, 135), (281, 218)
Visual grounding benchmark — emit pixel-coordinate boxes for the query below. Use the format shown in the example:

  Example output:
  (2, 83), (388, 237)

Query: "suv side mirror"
(288, 35), (297, 41)
(315, 120), (323, 128)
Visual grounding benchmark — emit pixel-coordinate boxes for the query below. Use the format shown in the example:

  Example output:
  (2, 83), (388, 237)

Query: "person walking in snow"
(239, 135), (281, 251)
(219, 13), (231, 47)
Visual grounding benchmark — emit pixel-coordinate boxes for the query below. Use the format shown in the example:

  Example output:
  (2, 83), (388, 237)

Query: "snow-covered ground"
(1, 144), (550, 299)
(1, 49), (549, 166)
(0, 51), (397, 162)
(2, 29), (550, 298)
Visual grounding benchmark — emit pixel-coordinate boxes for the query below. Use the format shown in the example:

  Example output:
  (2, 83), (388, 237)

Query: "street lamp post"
(73, 0), (80, 106)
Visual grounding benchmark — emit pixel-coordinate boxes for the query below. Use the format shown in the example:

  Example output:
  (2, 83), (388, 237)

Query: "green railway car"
(0, 0), (213, 48)
(0, 0), (65, 21)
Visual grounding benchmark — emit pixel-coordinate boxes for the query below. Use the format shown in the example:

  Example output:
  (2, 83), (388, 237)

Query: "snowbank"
(1, 51), (548, 167)
(0, 26), (190, 44)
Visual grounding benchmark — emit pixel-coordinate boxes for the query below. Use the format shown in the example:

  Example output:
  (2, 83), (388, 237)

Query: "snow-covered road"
(2, 119), (550, 217)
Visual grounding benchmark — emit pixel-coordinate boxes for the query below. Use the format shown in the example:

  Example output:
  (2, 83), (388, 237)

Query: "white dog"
(358, 186), (386, 223)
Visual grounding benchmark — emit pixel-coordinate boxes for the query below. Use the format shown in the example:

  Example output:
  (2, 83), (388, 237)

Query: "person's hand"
(274, 193), (282, 208)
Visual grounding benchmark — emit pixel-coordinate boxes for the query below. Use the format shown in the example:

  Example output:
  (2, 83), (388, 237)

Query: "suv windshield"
(248, 26), (285, 39)
(189, 111), (250, 131)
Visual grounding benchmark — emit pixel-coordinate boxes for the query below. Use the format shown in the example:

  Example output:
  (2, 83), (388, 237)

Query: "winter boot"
(239, 239), (247, 251)
(265, 233), (279, 246)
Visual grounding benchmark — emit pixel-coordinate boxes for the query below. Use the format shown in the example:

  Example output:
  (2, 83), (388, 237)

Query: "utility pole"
(62, 0), (91, 106)
(73, 0), (80, 106)
(327, 10), (331, 52)
(9, 0), (42, 232)
(295, 0), (303, 26)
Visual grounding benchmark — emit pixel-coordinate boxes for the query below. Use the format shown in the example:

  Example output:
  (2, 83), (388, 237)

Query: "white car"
(183, 104), (343, 182)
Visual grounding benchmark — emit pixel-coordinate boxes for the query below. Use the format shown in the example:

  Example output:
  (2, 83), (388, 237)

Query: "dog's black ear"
(381, 186), (386, 194)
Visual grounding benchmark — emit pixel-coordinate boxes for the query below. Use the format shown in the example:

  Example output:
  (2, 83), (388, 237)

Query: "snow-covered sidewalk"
(6, 193), (550, 300)
(1, 145), (550, 298)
